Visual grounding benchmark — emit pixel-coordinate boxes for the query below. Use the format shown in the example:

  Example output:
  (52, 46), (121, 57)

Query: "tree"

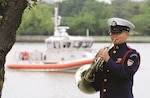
(76, 1), (112, 35)
(0, 0), (28, 97)
(130, 0), (150, 35)
(9, 0), (150, 36)
(111, 0), (131, 18)
(58, 0), (93, 17)
(66, 13), (96, 35)
(17, 3), (54, 35)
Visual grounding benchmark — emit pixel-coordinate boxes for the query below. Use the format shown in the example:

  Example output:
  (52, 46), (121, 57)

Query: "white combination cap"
(107, 17), (135, 29)
(107, 17), (135, 34)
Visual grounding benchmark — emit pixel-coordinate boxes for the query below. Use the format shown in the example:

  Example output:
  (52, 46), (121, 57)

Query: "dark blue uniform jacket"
(91, 43), (140, 98)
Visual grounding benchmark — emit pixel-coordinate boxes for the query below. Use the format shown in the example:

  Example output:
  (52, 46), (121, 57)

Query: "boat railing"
(13, 50), (44, 63)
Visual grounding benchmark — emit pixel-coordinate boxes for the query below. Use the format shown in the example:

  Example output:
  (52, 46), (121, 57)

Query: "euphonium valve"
(84, 46), (110, 82)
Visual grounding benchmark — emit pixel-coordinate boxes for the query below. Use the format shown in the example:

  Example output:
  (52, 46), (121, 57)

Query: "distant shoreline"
(16, 35), (150, 43)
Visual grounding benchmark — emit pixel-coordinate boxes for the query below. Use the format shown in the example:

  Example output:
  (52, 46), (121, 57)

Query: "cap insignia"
(111, 21), (117, 26)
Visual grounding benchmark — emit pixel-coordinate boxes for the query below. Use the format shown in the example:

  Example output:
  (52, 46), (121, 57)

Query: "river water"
(2, 42), (150, 98)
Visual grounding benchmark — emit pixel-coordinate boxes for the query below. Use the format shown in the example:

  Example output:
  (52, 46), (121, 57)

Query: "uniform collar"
(114, 43), (127, 50)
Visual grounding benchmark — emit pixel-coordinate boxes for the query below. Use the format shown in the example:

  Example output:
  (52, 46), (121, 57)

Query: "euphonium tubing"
(75, 39), (115, 94)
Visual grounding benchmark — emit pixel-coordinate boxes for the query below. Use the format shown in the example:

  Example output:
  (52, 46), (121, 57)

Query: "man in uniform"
(91, 18), (140, 98)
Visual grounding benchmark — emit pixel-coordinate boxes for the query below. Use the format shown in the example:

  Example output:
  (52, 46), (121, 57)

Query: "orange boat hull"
(7, 59), (93, 69)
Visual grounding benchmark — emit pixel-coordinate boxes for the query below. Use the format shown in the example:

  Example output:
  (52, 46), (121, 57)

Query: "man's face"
(110, 31), (129, 45)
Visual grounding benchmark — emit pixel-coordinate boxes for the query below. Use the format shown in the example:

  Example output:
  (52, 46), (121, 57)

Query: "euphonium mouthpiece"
(112, 38), (116, 43)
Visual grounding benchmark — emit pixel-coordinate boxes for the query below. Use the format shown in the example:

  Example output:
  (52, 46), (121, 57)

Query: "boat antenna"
(53, 5), (61, 36)
(86, 29), (89, 37)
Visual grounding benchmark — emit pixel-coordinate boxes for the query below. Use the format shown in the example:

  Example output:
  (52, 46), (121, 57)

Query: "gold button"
(116, 46), (119, 49)
(103, 89), (106, 92)
(104, 79), (107, 82)
(107, 70), (109, 72)
(113, 50), (116, 54)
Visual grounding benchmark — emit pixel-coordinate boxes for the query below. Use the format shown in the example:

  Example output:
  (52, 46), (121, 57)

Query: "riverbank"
(16, 35), (150, 43)
(93, 36), (150, 43)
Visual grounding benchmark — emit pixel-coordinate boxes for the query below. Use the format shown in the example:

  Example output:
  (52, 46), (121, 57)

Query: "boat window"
(63, 42), (71, 48)
(47, 42), (53, 49)
(82, 41), (93, 48)
(73, 41), (82, 48)
(88, 42), (93, 48)
(82, 41), (89, 48)
(54, 41), (60, 48)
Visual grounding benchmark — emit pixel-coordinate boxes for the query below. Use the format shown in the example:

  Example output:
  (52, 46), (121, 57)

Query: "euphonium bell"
(75, 64), (97, 94)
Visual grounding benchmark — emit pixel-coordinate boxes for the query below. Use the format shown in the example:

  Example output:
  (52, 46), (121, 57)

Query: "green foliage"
(17, 0), (150, 36)
(131, 14), (150, 36)
(0, 0), (7, 7)
(17, 3), (54, 35)
(58, 0), (92, 17)
(67, 13), (96, 35)
(0, 0), (7, 18)
(27, 0), (41, 9)
(60, 1), (112, 36)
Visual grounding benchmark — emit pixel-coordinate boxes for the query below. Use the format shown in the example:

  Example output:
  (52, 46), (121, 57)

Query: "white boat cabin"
(44, 34), (94, 64)
(45, 36), (93, 49)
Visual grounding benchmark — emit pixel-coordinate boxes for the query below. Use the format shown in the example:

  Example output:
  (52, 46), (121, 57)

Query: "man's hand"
(98, 49), (110, 62)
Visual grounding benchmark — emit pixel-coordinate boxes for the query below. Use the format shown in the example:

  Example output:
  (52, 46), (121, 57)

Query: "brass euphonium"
(75, 40), (114, 94)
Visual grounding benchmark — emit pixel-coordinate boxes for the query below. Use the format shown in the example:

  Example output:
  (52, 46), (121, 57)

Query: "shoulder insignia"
(127, 59), (134, 66)
(130, 53), (138, 58)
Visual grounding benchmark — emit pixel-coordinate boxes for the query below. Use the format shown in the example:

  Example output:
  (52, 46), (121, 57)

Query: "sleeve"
(104, 49), (140, 79)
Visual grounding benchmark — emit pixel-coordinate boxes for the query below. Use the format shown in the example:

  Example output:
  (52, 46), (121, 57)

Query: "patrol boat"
(6, 6), (94, 72)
